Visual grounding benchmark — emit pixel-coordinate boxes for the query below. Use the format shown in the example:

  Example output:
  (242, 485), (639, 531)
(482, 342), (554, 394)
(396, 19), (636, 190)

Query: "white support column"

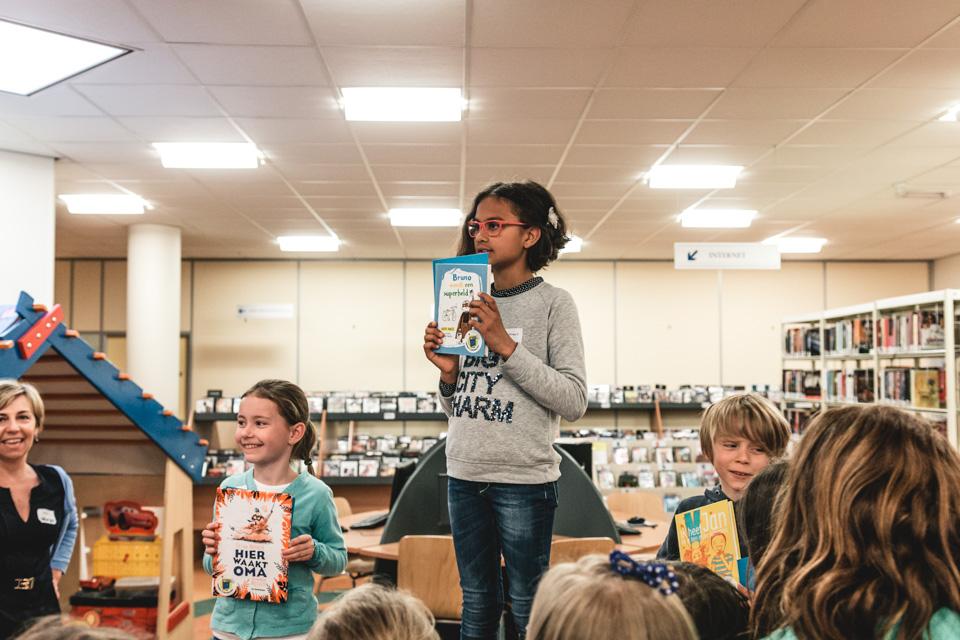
(0, 150), (55, 305)
(127, 224), (181, 414)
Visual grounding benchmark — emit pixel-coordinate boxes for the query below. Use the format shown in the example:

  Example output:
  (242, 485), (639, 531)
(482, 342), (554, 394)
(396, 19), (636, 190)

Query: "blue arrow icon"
(687, 250), (698, 261)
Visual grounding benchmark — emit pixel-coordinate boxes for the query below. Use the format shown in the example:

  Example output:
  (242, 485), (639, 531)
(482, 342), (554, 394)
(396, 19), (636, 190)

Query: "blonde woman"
(526, 553), (698, 640)
(308, 583), (439, 640)
(0, 381), (79, 639)
(753, 405), (960, 640)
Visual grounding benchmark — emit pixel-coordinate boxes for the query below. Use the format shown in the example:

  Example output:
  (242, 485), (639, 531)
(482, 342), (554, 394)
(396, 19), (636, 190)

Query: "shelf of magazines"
(780, 290), (960, 447)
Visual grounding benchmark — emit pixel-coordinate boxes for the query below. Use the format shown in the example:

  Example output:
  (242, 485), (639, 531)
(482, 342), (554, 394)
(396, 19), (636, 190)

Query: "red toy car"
(104, 501), (158, 536)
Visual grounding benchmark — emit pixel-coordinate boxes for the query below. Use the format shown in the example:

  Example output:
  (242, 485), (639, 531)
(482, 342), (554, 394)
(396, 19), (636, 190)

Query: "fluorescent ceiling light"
(59, 193), (147, 215)
(277, 235), (341, 252)
(680, 208), (756, 228)
(388, 208), (462, 227)
(152, 142), (262, 169)
(647, 165), (744, 189)
(0, 19), (131, 96)
(560, 235), (583, 254)
(342, 87), (464, 121)
(940, 105), (960, 122)
(763, 236), (827, 254)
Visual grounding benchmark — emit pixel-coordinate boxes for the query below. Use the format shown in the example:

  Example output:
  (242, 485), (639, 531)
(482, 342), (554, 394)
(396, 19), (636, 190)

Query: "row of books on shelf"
(824, 318), (872, 355)
(881, 368), (945, 409)
(596, 465), (717, 490)
(785, 310), (950, 357)
(592, 440), (703, 466)
(202, 435), (443, 480)
(588, 384), (776, 406)
(784, 327), (820, 356)
(783, 370), (822, 397)
(876, 310), (946, 352)
(824, 369), (875, 403)
(196, 391), (444, 416)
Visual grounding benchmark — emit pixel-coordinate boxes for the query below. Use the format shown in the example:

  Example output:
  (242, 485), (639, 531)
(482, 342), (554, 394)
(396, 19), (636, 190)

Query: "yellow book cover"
(675, 499), (740, 580)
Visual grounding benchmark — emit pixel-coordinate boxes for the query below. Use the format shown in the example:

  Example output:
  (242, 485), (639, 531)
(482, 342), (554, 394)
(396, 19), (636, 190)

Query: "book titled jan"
(675, 499), (741, 581)
(212, 488), (293, 603)
(433, 253), (491, 357)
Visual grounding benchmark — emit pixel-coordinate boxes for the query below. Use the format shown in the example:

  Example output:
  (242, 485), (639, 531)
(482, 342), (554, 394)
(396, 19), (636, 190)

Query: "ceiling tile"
(468, 144), (563, 165)
(129, 0), (313, 45)
(787, 120), (917, 146)
(363, 144), (462, 164)
(605, 48), (758, 88)
(372, 165), (462, 182)
(322, 47), (462, 86)
(0, 0), (160, 43)
(562, 144), (665, 166)
(771, 0), (960, 48)
(0, 86), (104, 117)
(587, 89), (723, 119)
(733, 49), (904, 89)
(115, 116), (244, 142)
(351, 122), (462, 144)
(470, 48), (612, 87)
(379, 182), (459, 198)
(576, 120), (692, 145)
(552, 166), (642, 182)
(3, 117), (138, 142)
(237, 118), (352, 144)
(73, 85), (222, 117)
(466, 119), (577, 145)
(173, 45), (329, 86)
(685, 120), (805, 145)
(708, 88), (847, 119)
(871, 49), (960, 89)
(665, 144), (771, 165)
(827, 88), (960, 121)
(464, 166), (554, 185)
(301, 0), (464, 46)
(208, 86), (341, 119)
(260, 143), (363, 164)
(471, 0), (636, 48)
(469, 89), (591, 119)
(625, 0), (806, 47)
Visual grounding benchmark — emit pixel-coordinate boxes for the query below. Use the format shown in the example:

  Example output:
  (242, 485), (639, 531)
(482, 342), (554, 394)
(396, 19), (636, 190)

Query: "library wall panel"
(547, 261), (617, 386)
(54, 260), (72, 326)
(191, 261), (298, 400)
(615, 263), (720, 387)
(404, 261), (439, 392)
(826, 262), (928, 307)
(102, 260), (126, 331)
(300, 261), (405, 391)
(71, 261), (103, 331)
(721, 263), (824, 387)
(934, 253), (960, 289)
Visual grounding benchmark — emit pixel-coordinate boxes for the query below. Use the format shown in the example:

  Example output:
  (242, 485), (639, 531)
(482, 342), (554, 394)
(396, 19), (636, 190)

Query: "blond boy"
(656, 393), (791, 561)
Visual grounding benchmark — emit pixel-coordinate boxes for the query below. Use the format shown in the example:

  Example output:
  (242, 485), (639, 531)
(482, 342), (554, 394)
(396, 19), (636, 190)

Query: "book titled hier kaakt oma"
(211, 488), (294, 603)
(433, 252), (491, 357)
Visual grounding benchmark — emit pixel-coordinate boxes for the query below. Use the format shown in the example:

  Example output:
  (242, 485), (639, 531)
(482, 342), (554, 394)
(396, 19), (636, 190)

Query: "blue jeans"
(447, 477), (559, 640)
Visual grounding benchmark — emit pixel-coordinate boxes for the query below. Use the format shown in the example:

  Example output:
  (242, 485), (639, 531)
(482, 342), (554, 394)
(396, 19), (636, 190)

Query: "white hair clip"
(547, 206), (559, 229)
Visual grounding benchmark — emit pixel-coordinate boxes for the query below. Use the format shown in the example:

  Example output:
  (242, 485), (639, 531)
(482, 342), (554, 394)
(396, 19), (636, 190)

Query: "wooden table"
(340, 509), (668, 562)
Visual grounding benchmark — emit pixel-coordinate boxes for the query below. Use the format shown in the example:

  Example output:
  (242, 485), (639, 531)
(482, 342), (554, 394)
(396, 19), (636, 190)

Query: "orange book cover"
(675, 499), (740, 580)
(212, 488), (293, 603)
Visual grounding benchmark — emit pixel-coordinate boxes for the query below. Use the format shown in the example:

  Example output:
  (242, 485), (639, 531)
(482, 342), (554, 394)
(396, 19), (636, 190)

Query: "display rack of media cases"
(781, 289), (960, 448)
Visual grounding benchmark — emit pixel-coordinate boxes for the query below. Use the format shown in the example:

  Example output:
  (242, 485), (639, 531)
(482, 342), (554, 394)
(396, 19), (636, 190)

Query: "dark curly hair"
(456, 181), (570, 273)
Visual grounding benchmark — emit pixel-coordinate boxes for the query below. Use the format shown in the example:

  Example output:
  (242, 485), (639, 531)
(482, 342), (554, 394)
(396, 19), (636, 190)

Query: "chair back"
(332, 496), (352, 519)
(549, 537), (615, 567)
(397, 535), (462, 620)
(605, 490), (663, 519)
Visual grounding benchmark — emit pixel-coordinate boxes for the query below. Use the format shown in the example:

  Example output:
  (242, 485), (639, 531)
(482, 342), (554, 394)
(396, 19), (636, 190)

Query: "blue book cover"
(433, 253), (490, 357)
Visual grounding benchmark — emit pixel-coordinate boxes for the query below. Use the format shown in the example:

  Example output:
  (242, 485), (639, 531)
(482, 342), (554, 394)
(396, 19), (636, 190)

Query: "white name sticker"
(37, 508), (57, 525)
(507, 328), (523, 344)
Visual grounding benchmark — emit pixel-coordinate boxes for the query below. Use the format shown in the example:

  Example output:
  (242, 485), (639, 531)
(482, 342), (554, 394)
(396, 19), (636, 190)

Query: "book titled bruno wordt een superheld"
(433, 253), (491, 357)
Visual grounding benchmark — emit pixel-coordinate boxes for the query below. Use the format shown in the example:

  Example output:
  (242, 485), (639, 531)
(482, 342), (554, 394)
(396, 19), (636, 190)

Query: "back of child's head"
(670, 562), (750, 640)
(242, 379), (318, 476)
(699, 393), (791, 461)
(457, 180), (570, 272)
(526, 554), (698, 640)
(14, 616), (135, 640)
(308, 583), (439, 640)
(752, 405), (960, 640)
(736, 460), (788, 567)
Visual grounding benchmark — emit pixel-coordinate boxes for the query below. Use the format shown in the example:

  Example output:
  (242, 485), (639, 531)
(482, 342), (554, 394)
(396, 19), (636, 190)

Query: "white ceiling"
(3, 0), (960, 260)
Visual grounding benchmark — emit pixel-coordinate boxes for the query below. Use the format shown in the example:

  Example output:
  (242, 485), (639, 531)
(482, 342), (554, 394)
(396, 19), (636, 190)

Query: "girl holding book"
(201, 379), (346, 640)
(753, 405), (960, 640)
(423, 181), (588, 640)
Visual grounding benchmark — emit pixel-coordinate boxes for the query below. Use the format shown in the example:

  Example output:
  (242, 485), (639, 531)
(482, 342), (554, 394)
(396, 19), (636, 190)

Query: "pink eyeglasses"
(466, 219), (530, 238)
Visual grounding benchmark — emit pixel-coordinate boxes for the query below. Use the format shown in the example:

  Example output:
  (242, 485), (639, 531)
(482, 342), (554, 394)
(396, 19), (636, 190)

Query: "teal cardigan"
(764, 608), (960, 640)
(202, 470), (348, 639)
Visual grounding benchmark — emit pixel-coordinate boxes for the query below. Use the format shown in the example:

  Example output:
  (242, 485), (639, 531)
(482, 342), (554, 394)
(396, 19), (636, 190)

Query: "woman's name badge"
(507, 328), (523, 344)
(37, 508), (57, 525)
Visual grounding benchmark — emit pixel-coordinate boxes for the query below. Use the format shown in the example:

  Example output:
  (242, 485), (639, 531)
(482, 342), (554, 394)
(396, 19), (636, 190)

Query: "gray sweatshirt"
(439, 277), (588, 484)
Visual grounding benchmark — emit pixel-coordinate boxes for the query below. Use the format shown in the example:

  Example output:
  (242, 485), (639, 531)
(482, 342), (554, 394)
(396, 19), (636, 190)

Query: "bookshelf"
(780, 290), (960, 447)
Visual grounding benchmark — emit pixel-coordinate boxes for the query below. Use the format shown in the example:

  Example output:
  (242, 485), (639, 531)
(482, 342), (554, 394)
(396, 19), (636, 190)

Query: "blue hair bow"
(608, 550), (680, 596)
